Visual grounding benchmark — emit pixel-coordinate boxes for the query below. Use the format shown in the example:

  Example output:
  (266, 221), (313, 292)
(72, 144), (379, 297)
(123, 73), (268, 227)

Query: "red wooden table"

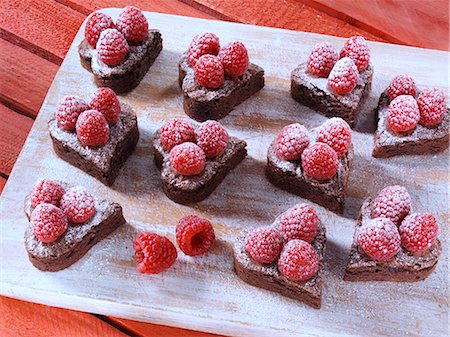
(0, 1), (448, 336)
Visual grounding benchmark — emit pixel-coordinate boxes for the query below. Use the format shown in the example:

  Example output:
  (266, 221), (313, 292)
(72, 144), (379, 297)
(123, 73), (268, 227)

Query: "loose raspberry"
(30, 179), (65, 208)
(116, 6), (148, 44)
(301, 143), (339, 181)
(245, 226), (284, 264)
(176, 215), (215, 256)
(133, 232), (177, 274)
(275, 123), (310, 161)
(195, 120), (229, 158)
(160, 118), (196, 151)
(56, 96), (90, 131)
(169, 142), (206, 176)
(316, 117), (351, 158)
(76, 110), (110, 147)
(279, 204), (319, 243)
(90, 88), (121, 125)
(328, 57), (359, 95)
(187, 32), (220, 66)
(278, 239), (319, 281)
(371, 185), (411, 225)
(194, 55), (224, 89)
(339, 35), (370, 73)
(358, 218), (400, 261)
(387, 75), (418, 101)
(387, 95), (420, 134)
(417, 88), (447, 127)
(30, 203), (68, 243)
(60, 186), (95, 224)
(96, 28), (129, 66)
(218, 41), (249, 78)
(399, 213), (438, 254)
(306, 42), (339, 78)
(85, 11), (115, 47)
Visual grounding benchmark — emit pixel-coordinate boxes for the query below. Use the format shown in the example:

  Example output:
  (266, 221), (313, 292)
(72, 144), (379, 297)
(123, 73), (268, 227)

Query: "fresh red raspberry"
(194, 55), (224, 89)
(245, 226), (284, 264)
(169, 142), (206, 176)
(116, 6), (148, 44)
(371, 185), (411, 225)
(279, 204), (319, 243)
(133, 232), (177, 274)
(60, 186), (95, 224)
(306, 42), (339, 78)
(387, 75), (417, 101)
(316, 117), (351, 158)
(399, 213), (438, 254)
(76, 110), (110, 147)
(96, 28), (129, 66)
(218, 41), (249, 78)
(278, 239), (319, 281)
(56, 96), (90, 131)
(275, 123), (310, 161)
(85, 11), (115, 47)
(195, 120), (229, 158)
(30, 203), (68, 243)
(387, 95), (420, 134)
(90, 88), (121, 125)
(187, 32), (220, 67)
(417, 88), (447, 127)
(328, 57), (359, 95)
(176, 215), (215, 256)
(358, 218), (400, 261)
(301, 143), (339, 181)
(160, 118), (196, 151)
(30, 179), (65, 208)
(339, 35), (370, 73)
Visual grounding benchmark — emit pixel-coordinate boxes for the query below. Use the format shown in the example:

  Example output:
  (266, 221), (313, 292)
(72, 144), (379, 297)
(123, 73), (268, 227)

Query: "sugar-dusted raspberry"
(387, 75), (417, 101)
(358, 217), (400, 261)
(176, 215), (215, 256)
(316, 117), (351, 158)
(194, 54), (224, 89)
(187, 32), (220, 66)
(76, 110), (110, 147)
(56, 95), (90, 131)
(195, 120), (229, 158)
(30, 179), (65, 208)
(328, 57), (359, 95)
(399, 213), (438, 254)
(116, 6), (148, 44)
(371, 185), (411, 225)
(387, 95), (420, 134)
(169, 142), (206, 176)
(275, 123), (310, 161)
(279, 204), (319, 243)
(96, 28), (129, 66)
(30, 203), (68, 243)
(306, 42), (339, 78)
(301, 143), (339, 181)
(85, 11), (115, 47)
(245, 226), (284, 264)
(133, 232), (177, 274)
(60, 186), (95, 224)
(90, 88), (121, 125)
(339, 35), (370, 73)
(218, 41), (249, 78)
(278, 239), (319, 281)
(417, 88), (447, 127)
(160, 118), (196, 151)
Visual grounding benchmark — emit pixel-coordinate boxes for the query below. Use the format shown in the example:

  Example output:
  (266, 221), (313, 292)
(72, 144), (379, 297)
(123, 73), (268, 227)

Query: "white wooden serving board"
(0, 9), (448, 337)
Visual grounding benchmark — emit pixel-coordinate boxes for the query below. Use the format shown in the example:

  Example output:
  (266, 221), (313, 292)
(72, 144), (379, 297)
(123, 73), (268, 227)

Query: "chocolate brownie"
(78, 30), (163, 94)
(48, 104), (139, 186)
(178, 54), (265, 121)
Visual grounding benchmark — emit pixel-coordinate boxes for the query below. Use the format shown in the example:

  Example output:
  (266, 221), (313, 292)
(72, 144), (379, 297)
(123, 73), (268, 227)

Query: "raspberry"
(187, 32), (220, 67)
(339, 35), (370, 73)
(194, 55), (224, 89)
(160, 118), (196, 151)
(387, 75), (417, 101)
(278, 239), (319, 281)
(133, 232), (177, 274)
(30, 203), (68, 243)
(30, 179), (65, 208)
(116, 6), (148, 44)
(358, 218), (400, 261)
(85, 11), (115, 47)
(316, 117), (351, 158)
(96, 28), (129, 66)
(76, 110), (110, 147)
(371, 185), (411, 225)
(90, 88), (121, 125)
(60, 186), (95, 224)
(245, 226), (284, 264)
(275, 123), (310, 161)
(399, 213), (438, 254)
(328, 57), (359, 95)
(301, 143), (339, 181)
(279, 204), (319, 243)
(56, 96), (90, 131)
(387, 95), (420, 134)
(306, 42), (339, 78)
(218, 41), (249, 78)
(417, 88), (447, 127)
(176, 215), (215, 256)
(195, 120), (229, 158)
(169, 142), (206, 176)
